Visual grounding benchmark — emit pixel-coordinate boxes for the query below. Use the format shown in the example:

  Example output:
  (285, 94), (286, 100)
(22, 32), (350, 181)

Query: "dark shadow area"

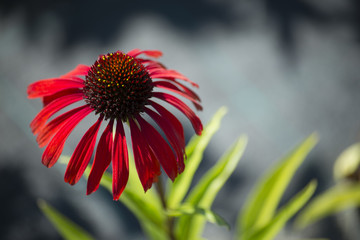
(350, 0), (360, 42)
(0, 163), (61, 240)
(1, 0), (359, 61)
(0, 160), (107, 240)
(0, 0), (239, 47)
(263, 0), (330, 58)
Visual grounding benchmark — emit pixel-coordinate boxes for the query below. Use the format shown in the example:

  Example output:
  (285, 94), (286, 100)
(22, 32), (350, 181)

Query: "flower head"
(28, 49), (202, 200)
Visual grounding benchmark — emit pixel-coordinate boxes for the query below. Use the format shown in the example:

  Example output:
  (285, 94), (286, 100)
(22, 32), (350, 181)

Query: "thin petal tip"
(148, 50), (163, 58)
(112, 195), (120, 201)
(41, 161), (52, 168)
(86, 186), (97, 196)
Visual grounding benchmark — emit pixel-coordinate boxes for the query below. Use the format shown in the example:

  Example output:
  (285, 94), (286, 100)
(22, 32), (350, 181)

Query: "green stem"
(155, 179), (176, 240)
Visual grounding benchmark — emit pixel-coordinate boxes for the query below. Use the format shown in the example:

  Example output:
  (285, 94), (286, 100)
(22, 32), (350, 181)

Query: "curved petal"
(152, 81), (202, 110)
(148, 100), (185, 147)
(27, 79), (84, 99)
(112, 121), (129, 200)
(144, 60), (166, 70)
(30, 92), (84, 134)
(171, 79), (201, 101)
(42, 88), (83, 107)
(60, 64), (90, 78)
(64, 116), (104, 185)
(138, 113), (182, 178)
(87, 120), (114, 195)
(154, 79), (201, 102)
(129, 118), (160, 191)
(37, 105), (89, 148)
(126, 49), (141, 57)
(64, 116), (103, 185)
(150, 69), (199, 88)
(127, 49), (162, 58)
(145, 107), (185, 172)
(42, 106), (92, 168)
(152, 92), (203, 135)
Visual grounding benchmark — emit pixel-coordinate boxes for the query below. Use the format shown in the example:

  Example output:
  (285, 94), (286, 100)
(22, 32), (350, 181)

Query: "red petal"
(145, 107), (185, 172)
(149, 100), (185, 147)
(87, 120), (114, 195)
(30, 92), (84, 134)
(27, 79), (84, 98)
(42, 106), (92, 168)
(60, 64), (90, 78)
(172, 80), (201, 101)
(152, 81), (202, 110)
(127, 49), (162, 58)
(64, 116), (103, 185)
(126, 49), (141, 56)
(144, 60), (166, 70)
(37, 105), (89, 148)
(150, 69), (199, 88)
(42, 88), (83, 107)
(136, 115), (179, 180)
(129, 118), (160, 191)
(152, 92), (203, 135)
(112, 121), (129, 200)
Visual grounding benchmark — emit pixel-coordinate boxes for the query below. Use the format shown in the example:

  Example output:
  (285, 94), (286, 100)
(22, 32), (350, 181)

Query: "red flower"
(28, 49), (203, 200)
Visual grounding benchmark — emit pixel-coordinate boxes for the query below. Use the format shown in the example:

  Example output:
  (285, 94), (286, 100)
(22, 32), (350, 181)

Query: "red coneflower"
(28, 49), (202, 200)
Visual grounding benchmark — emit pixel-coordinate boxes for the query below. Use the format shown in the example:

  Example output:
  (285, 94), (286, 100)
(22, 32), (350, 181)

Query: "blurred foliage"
(167, 106), (229, 209)
(41, 109), (353, 240)
(237, 134), (318, 240)
(333, 142), (360, 181)
(166, 205), (230, 230)
(296, 142), (360, 232)
(175, 135), (247, 240)
(37, 199), (94, 240)
(84, 154), (167, 240)
(295, 182), (360, 229)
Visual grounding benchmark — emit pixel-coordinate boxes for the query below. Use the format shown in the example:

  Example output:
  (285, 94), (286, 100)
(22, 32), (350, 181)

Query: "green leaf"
(333, 142), (360, 180)
(37, 199), (94, 240)
(80, 156), (167, 240)
(238, 133), (318, 239)
(295, 182), (360, 229)
(167, 106), (228, 208)
(119, 187), (167, 240)
(83, 159), (164, 227)
(167, 205), (230, 229)
(247, 180), (317, 240)
(176, 136), (247, 240)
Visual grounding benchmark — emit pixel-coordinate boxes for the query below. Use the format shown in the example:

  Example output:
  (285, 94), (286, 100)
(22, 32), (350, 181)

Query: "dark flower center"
(83, 51), (153, 121)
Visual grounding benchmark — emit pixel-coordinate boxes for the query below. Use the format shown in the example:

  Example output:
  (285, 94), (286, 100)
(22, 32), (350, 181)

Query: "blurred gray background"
(1, 0), (360, 239)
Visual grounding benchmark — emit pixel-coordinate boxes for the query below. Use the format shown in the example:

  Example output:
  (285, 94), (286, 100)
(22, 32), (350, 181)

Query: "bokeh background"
(1, 0), (360, 239)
